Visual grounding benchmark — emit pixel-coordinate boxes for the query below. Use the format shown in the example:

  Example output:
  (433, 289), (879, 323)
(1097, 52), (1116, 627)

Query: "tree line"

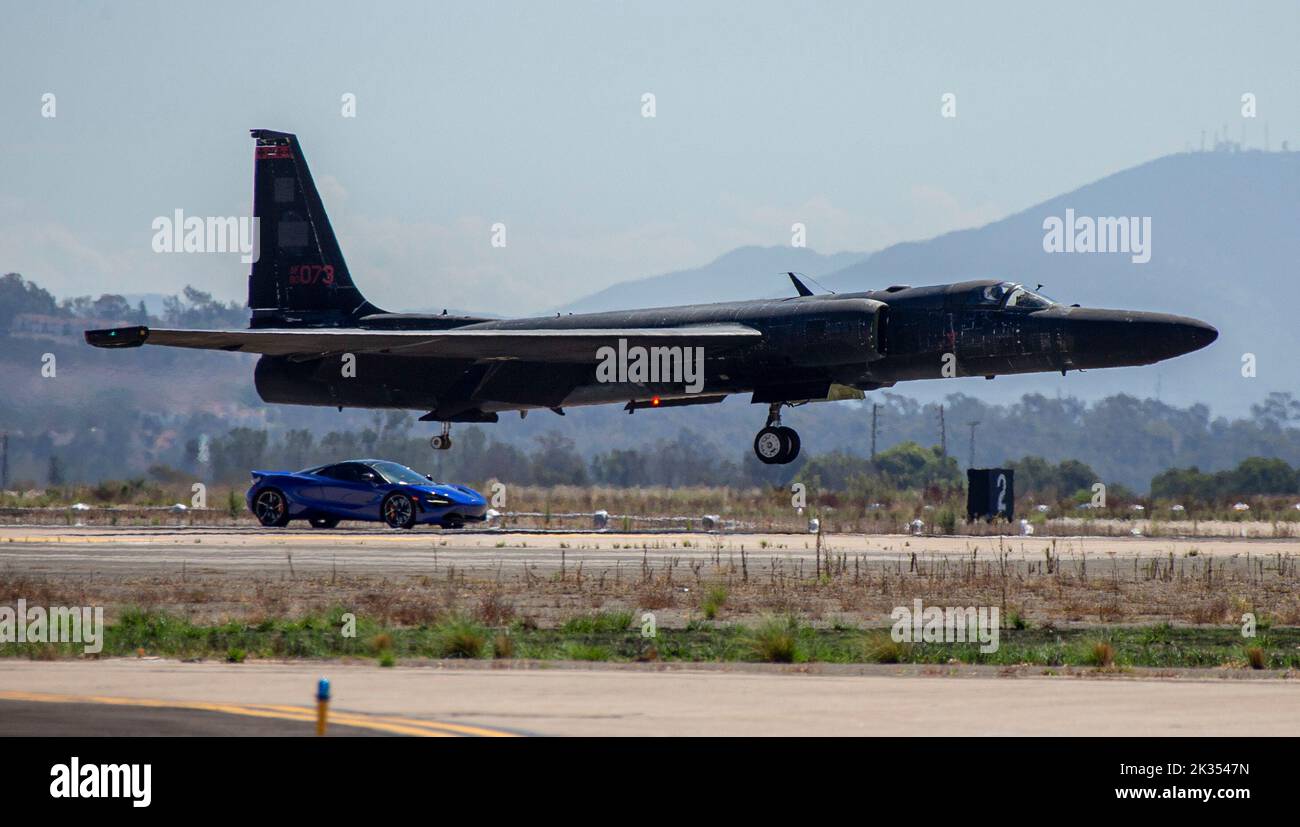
(6, 272), (1300, 494)
(18, 413), (1300, 504)
(0, 272), (245, 331)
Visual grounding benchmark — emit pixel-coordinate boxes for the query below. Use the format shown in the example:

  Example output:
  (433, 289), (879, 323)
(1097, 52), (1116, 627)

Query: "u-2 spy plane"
(87, 130), (1217, 465)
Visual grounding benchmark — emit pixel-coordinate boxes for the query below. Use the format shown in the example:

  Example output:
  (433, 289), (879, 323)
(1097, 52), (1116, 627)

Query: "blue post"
(316, 677), (331, 735)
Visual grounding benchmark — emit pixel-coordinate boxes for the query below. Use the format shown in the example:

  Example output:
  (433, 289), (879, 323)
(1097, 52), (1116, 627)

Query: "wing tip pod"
(85, 325), (150, 349)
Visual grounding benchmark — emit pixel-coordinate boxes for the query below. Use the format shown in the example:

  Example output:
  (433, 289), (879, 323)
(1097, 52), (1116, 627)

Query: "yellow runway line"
(0, 690), (518, 737)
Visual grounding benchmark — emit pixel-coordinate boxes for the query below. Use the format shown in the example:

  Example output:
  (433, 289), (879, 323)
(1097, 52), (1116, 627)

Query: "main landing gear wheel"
(754, 403), (801, 464)
(753, 426), (801, 464)
(777, 426), (800, 461)
(382, 493), (417, 529)
(754, 427), (785, 463)
(253, 488), (291, 527)
(429, 422), (452, 450)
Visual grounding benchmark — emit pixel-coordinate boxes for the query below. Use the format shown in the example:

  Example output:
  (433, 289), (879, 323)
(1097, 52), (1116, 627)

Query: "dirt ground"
(2, 526), (1298, 628)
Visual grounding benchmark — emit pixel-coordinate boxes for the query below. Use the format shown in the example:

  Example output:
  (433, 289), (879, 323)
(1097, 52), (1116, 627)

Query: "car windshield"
(1004, 285), (1055, 310)
(368, 461), (429, 485)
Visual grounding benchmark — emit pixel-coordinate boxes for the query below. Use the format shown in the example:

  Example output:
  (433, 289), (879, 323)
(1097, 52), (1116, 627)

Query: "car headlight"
(425, 495), (452, 505)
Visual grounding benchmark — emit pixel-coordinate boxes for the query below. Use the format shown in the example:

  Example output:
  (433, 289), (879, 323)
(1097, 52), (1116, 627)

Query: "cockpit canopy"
(975, 281), (1056, 310)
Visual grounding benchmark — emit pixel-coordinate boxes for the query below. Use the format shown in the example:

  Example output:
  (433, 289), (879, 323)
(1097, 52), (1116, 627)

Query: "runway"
(1, 659), (1298, 736)
(0, 525), (1287, 581)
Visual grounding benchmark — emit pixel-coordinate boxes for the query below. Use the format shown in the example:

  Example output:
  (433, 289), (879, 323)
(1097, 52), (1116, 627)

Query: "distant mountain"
(818, 148), (1299, 414)
(553, 245), (864, 314)
(562, 150), (1297, 414)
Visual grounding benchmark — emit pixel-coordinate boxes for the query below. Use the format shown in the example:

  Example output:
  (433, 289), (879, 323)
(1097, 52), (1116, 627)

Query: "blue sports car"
(245, 459), (488, 529)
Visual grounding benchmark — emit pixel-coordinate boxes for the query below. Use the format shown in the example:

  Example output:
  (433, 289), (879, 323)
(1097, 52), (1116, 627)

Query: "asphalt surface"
(0, 700), (396, 736)
(2, 660), (1298, 736)
(0, 681), (518, 737)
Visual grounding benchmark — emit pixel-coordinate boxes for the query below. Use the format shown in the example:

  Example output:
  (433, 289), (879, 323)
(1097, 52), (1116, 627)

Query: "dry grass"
(1246, 645), (1266, 670)
(4, 541), (1300, 636)
(1088, 641), (1116, 668)
(492, 632), (514, 659)
(476, 591), (517, 626)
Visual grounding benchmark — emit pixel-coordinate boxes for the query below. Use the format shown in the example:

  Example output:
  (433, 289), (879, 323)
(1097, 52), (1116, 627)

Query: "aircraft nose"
(1188, 318), (1217, 350)
(1164, 315), (1218, 356)
(1063, 309), (1217, 367)
(1132, 313), (1218, 361)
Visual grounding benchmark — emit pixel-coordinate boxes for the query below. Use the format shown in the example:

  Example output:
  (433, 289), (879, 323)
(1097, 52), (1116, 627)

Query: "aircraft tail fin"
(247, 129), (385, 328)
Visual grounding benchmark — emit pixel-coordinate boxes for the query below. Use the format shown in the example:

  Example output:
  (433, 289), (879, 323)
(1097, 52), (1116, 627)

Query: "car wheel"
(382, 493), (417, 529)
(309, 516), (339, 529)
(253, 488), (291, 527)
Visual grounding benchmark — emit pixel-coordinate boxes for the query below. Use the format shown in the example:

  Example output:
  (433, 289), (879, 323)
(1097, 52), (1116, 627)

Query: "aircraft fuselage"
(254, 279), (1217, 422)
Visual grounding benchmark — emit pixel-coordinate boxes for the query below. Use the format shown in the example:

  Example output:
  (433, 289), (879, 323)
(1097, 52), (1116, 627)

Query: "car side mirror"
(425, 474), (433, 481)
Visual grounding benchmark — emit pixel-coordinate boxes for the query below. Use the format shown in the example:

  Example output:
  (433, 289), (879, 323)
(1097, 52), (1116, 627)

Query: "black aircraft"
(87, 130), (1217, 464)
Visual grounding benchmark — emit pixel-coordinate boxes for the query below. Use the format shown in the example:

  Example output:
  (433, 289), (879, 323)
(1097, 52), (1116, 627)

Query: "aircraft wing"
(84, 324), (762, 362)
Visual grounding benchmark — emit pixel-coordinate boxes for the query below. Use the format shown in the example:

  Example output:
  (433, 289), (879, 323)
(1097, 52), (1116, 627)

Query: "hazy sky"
(2, 1), (1297, 315)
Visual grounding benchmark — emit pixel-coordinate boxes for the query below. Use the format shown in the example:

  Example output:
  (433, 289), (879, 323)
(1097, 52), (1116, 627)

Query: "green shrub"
(861, 631), (911, 664)
(561, 611), (633, 634)
(435, 618), (487, 658)
(749, 616), (801, 663)
(701, 586), (728, 620)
